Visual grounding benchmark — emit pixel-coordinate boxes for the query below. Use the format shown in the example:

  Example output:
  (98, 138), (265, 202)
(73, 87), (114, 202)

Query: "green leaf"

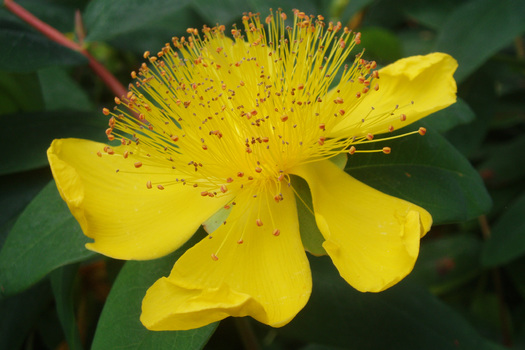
(279, 255), (504, 350)
(359, 26), (402, 63)
(84, 0), (191, 42)
(0, 168), (51, 243)
(434, 0), (525, 82)
(482, 192), (525, 267)
(50, 264), (83, 350)
(422, 98), (475, 133)
(0, 111), (107, 175)
(0, 71), (44, 114)
(0, 181), (97, 297)
(91, 231), (217, 350)
(192, 0), (319, 24)
(478, 135), (525, 187)
(408, 233), (482, 294)
(0, 281), (53, 349)
(345, 127), (492, 224)
(0, 21), (86, 72)
(292, 175), (326, 256)
(38, 67), (93, 111)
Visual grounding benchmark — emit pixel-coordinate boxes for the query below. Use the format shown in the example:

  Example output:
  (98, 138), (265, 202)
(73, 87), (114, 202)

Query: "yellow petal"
(291, 160), (432, 292)
(47, 138), (233, 260)
(328, 53), (457, 138)
(141, 186), (311, 330)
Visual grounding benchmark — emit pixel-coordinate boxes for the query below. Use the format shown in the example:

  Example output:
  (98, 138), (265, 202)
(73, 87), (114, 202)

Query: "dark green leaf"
(192, 0), (319, 24)
(408, 233), (482, 294)
(84, 0), (191, 42)
(0, 181), (97, 297)
(91, 231), (217, 350)
(360, 26), (402, 64)
(279, 255), (504, 350)
(422, 98), (475, 133)
(0, 21), (86, 72)
(0, 71), (44, 114)
(478, 136), (525, 187)
(434, 0), (525, 82)
(50, 264), (83, 350)
(38, 67), (93, 111)
(0, 168), (51, 244)
(482, 192), (525, 267)
(445, 70), (496, 157)
(292, 175), (326, 256)
(403, 0), (458, 30)
(0, 281), (53, 349)
(345, 127), (492, 224)
(0, 111), (107, 175)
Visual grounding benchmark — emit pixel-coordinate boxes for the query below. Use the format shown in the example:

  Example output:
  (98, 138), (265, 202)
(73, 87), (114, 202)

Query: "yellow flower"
(47, 10), (457, 330)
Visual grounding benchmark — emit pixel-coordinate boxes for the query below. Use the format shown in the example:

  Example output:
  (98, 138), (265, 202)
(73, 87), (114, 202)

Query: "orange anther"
(226, 177), (233, 183)
(349, 146), (356, 155)
(334, 97), (344, 104)
(400, 114), (407, 121)
(388, 125), (394, 132)
(201, 191), (209, 196)
(281, 115), (288, 122)
(220, 185), (228, 193)
(366, 133), (374, 140)
(157, 185), (165, 190)
(202, 144), (208, 150)
(319, 123), (325, 130)
(211, 253), (219, 261)
(382, 147), (391, 154)
(255, 167), (262, 173)
(339, 109), (345, 116)
(146, 181), (152, 189)
(134, 161), (142, 168)
(237, 172), (244, 177)
(318, 136), (326, 145)
(273, 229), (280, 236)
(143, 51), (150, 59)
(102, 108), (110, 115)
(171, 135), (179, 142)
(418, 127), (427, 136)
(97, 151), (102, 157)
(114, 97), (121, 104)
(256, 219), (263, 226)
(123, 150), (129, 158)
(237, 239), (244, 244)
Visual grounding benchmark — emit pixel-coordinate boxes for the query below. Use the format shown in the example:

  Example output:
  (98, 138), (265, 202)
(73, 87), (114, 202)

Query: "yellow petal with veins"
(327, 53), (457, 138)
(47, 138), (234, 260)
(141, 185), (311, 330)
(291, 160), (431, 292)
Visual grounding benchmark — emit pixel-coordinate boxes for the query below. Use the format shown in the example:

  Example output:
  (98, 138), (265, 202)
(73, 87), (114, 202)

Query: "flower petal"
(291, 160), (432, 292)
(328, 53), (458, 138)
(141, 186), (311, 330)
(47, 138), (233, 260)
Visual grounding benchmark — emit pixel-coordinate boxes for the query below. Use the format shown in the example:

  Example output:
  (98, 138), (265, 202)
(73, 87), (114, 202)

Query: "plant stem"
(234, 318), (261, 350)
(3, 0), (126, 97)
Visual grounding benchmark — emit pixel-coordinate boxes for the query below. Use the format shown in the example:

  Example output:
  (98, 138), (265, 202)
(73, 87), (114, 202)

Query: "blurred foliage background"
(1, 0), (525, 349)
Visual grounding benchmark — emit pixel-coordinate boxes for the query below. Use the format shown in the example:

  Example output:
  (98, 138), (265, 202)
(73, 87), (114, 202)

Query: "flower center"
(100, 10), (424, 204)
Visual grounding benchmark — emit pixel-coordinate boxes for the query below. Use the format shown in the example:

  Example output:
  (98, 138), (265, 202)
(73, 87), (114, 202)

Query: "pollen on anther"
(256, 219), (263, 227)
(382, 147), (391, 154)
(97, 151), (102, 157)
(281, 115), (288, 122)
(400, 114), (407, 122)
(220, 185), (228, 193)
(237, 240), (243, 244)
(349, 146), (356, 155)
(273, 229), (280, 236)
(418, 127), (427, 136)
(134, 161), (142, 168)
(102, 108), (110, 115)
(211, 253), (219, 261)
(157, 185), (165, 190)
(366, 133), (374, 140)
(146, 181), (152, 189)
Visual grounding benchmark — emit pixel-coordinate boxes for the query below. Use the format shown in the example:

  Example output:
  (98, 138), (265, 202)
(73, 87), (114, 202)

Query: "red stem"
(4, 0), (127, 97)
